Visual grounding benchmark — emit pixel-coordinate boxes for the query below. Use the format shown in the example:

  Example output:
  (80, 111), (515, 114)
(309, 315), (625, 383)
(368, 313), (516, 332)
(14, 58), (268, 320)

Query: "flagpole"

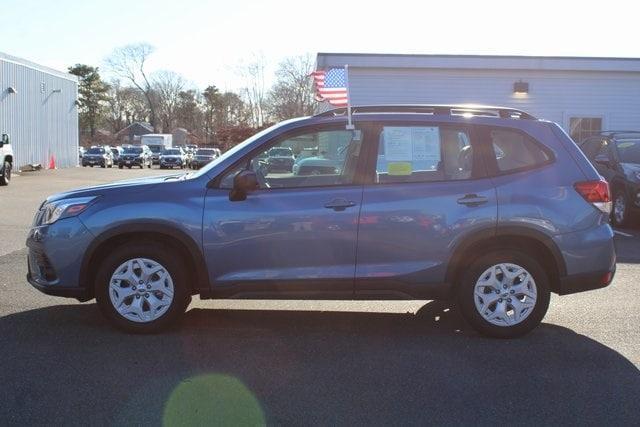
(345, 64), (354, 130)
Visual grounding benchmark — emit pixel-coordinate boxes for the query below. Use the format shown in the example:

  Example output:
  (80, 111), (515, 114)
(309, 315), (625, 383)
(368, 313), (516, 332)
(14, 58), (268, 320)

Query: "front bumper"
(26, 216), (94, 301)
(119, 158), (143, 166)
(82, 158), (105, 166)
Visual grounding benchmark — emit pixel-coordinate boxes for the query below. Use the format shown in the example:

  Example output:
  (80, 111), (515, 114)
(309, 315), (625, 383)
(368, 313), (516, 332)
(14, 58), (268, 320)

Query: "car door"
(202, 125), (367, 298)
(354, 121), (497, 299)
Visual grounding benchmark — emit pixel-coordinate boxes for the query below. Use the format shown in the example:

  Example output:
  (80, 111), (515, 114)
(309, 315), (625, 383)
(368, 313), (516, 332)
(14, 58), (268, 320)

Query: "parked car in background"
(141, 134), (173, 165)
(190, 148), (217, 169)
(26, 105), (615, 338)
(0, 133), (14, 186)
(159, 148), (186, 169)
(118, 145), (152, 169)
(579, 130), (640, 226)
(81, 147), (113, 168)
(110, 146), (123, 163)
(266, 147), (295, 172)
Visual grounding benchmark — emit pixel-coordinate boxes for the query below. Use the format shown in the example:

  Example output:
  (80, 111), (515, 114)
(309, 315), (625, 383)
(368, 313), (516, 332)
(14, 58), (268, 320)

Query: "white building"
(315, 53), (640, 142)
(1, 51), (78, 168)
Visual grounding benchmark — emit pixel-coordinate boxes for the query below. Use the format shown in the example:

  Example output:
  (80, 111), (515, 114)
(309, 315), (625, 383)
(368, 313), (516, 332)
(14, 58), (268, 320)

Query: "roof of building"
(115, 122), (154, 136)
(316, 53), (640, 73)
(0, 51), (79, 82)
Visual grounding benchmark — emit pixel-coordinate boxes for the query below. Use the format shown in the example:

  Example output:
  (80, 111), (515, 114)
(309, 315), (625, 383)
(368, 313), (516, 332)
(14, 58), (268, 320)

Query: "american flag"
(311, 67), (349, 107)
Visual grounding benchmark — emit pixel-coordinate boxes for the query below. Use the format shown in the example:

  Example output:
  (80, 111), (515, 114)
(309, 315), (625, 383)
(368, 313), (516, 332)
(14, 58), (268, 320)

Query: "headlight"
(41, 196), (97, 225)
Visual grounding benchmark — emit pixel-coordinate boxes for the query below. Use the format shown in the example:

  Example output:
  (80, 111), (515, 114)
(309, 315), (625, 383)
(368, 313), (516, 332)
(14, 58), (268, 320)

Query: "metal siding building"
(316, 53), (640, 141)
(1, 52), (78, 169)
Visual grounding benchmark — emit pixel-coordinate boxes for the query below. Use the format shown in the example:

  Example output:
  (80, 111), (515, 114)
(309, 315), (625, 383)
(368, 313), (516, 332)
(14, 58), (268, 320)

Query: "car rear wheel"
(0, 161), (11, 185)
(612, 189), (629, 227)
(456, 250), (550, 338)
(95, 242), (191, 333)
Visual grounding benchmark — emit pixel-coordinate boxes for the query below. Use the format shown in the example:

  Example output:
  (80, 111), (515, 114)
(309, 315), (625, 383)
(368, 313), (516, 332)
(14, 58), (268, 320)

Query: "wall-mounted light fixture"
(7, 86), (17, 94)
(513, 81), (529, 95)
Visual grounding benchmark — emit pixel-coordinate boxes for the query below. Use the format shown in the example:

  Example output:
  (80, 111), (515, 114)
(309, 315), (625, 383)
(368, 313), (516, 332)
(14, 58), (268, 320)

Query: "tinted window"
(162, 149), (181, 155)
(196, 149), (216, 155)
(374, 126), (474, 183)
(87, 148), (104, 154)
(123, 147), (143, 154)
(490, 129), (551, 173)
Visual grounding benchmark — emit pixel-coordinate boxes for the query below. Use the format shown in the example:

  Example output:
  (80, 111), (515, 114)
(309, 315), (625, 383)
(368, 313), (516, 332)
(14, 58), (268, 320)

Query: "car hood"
(44, 175), (179, 204)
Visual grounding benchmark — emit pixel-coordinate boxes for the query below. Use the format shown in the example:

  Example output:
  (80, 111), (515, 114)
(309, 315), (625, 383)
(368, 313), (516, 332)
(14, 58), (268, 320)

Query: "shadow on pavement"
(1, 301), (638, 425)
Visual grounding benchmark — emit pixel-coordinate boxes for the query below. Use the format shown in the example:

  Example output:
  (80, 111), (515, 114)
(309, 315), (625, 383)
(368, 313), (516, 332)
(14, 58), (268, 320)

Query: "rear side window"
(374, 126), (475, 183)
(490, 129), (551, 173)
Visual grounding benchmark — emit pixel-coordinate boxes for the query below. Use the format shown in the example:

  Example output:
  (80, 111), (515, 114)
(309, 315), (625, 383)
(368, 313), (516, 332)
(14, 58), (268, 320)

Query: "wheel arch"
(79, 223), (209, 299)
(445, 226), (566, 294)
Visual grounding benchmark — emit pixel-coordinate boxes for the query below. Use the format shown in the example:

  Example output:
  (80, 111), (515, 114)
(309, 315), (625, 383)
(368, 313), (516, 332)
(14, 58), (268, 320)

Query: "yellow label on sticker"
(387, 162), (412, 175)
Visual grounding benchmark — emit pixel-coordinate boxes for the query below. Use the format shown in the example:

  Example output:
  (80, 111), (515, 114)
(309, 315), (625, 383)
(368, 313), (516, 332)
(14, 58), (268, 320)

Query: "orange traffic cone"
(49, 154), (56, 169)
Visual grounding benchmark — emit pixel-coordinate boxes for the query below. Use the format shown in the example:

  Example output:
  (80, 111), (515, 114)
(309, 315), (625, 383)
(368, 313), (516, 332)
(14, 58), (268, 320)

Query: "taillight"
(574, 179), (612, 214)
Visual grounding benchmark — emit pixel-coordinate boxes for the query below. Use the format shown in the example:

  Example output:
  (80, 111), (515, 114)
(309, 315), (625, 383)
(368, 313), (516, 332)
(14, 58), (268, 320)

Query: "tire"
(95, 241), (191, 333)
(127, 166), (131, 169)
(456, 249), (550, 338)
(0, 161), (11, 186)
(118, 165), (123, 169)
(612, 188), (630, 227)
(140, 164), (144, 169)
(101, 163), (106, 168)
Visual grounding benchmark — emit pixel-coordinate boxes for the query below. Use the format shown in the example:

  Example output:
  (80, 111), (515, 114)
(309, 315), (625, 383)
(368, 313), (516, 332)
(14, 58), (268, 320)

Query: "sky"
(1, 0), (639, 91)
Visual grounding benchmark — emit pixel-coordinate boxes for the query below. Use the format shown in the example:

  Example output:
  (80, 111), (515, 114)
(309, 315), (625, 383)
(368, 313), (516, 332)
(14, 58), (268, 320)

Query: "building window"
(570, 117), (602, 143)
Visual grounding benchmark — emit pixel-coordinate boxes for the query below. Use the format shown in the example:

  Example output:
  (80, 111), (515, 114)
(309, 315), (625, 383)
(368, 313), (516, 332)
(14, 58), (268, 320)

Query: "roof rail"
(315, 104), (537, 120)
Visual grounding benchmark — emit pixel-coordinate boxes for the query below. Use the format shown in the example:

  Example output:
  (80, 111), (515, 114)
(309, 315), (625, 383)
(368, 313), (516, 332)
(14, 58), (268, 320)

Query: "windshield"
(196, 149), (216, 155)
(616, 140), (640, 163)
(162, 149), (181, 155)
(123, 147), (143, 154)
(148, 146), (162, 153)
(269, 148), (292, 156)
(87, 148), (104, 154)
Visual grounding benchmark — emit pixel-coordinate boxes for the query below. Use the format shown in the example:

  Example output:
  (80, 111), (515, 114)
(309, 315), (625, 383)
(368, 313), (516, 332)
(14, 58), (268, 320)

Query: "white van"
(141, 134), (173, 165)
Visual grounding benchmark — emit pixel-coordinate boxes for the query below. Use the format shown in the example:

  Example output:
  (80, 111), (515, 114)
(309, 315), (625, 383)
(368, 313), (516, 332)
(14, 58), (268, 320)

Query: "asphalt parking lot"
(1, 167), (639, 425)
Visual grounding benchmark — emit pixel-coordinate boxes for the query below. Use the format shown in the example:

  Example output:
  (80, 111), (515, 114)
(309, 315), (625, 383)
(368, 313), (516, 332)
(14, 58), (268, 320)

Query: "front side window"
(220, 129), (362, 189)
(490, 128), (551, 173)
(374, 125), (474, 183)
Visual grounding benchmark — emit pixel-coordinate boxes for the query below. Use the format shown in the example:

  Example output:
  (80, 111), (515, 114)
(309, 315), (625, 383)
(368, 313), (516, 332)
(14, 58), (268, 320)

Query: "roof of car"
(315, 104), (537, 120)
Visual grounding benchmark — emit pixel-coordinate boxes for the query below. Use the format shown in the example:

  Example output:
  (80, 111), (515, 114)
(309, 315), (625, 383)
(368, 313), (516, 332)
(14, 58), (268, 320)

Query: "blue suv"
(26, 105), (616, 338)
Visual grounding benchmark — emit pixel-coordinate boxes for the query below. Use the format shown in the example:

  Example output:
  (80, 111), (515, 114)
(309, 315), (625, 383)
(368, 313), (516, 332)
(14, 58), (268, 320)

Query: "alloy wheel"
(473, 263), (537, 327)
(108, 258), (175, 323)
(614, 194), (626, 224)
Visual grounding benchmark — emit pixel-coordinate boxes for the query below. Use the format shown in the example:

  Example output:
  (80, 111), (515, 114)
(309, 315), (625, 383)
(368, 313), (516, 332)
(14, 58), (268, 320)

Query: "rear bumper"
(557, 268), (615, 295)
(553, 222), (616, 295)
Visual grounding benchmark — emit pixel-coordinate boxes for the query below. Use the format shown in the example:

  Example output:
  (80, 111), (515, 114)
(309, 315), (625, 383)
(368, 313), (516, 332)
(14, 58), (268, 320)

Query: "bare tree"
(152, 70), (186, 133)
(267, 54), (315, 121)
(238, 53), (268, 127)
(105, 43), (158, 129)
(105, 79), (150, 133)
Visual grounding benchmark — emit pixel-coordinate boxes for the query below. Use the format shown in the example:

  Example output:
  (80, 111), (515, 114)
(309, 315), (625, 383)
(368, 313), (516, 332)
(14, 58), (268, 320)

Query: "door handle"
(457, 194), (488, 207)
(324, 198), (357, 211)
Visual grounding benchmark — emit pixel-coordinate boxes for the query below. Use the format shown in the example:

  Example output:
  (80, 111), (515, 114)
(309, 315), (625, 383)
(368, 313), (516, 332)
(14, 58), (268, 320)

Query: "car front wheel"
(95, 242), (191, 333)
(457, 250), (550, 338)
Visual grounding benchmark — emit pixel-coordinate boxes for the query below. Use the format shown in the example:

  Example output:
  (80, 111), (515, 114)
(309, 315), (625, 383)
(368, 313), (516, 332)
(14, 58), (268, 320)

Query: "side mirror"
(594, 153), (612, 167)
(229, 169), (259, 201)
(0, 134), (8, 147)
